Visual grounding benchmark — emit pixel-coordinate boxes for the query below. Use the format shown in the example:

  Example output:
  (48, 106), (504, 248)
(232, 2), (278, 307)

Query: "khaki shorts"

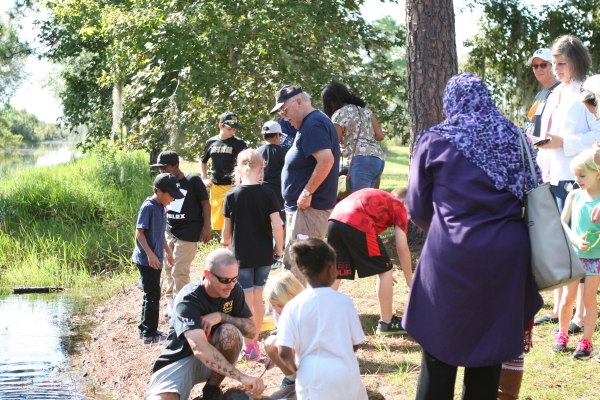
(209, 184), (231, 231)
(145, 326), (243, 400)
(283, 207), (332, 284)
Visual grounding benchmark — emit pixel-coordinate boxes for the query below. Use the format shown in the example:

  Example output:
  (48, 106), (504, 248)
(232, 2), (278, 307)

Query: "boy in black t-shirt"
(151, 150), (211, 318)
(200, 112), (247, 232)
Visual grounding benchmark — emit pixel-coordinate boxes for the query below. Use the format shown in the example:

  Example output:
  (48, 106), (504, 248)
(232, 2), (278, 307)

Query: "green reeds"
(0, 150), (153, 296)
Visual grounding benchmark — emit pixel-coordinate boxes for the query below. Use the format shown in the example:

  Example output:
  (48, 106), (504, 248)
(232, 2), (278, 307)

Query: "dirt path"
(72, 238), (417, 399)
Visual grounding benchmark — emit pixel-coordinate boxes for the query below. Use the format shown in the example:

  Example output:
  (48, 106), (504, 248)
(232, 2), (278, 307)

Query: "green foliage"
(0, 150), (151, 289)
(0, 114), (23, 147)
(463, 0), (600, 126)
(36, 0), (408, 155)
(1, 105), (72, 143)
(0, 17), (28, 103)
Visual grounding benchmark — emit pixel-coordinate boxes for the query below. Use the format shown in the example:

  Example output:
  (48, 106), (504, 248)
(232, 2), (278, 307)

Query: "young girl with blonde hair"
(556, 149), (600, 359)
(262, 272), (304, 399)
(221, 149), (284, 362)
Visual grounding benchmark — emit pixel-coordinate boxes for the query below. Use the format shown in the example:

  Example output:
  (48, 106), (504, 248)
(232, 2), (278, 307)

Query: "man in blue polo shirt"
(270, 85), (340, 273)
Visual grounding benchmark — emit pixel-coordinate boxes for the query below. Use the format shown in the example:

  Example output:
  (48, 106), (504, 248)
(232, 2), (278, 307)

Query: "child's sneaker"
(552, 332), (569, 353)
(139, 329), (166, 339)
(254, 339), (261, 353)
(141, 332), (167, 347)
(270, 377), (296, 399)
(376, 315), (405, 335)
(240, 346), (261, 362)
(572, 338), (595, 360)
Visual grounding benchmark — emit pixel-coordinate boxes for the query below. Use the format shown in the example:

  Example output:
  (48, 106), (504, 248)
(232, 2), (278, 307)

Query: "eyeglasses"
(210, 271), (239, 284)
(532, 62), (549, 70)
(278, 100), (295, 115)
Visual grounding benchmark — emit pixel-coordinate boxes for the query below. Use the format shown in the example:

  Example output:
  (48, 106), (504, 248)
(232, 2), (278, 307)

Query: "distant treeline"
(0, 106), (73, 147)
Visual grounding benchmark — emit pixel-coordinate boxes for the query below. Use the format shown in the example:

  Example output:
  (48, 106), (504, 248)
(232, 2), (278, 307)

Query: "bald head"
(205, 248), (238, 273)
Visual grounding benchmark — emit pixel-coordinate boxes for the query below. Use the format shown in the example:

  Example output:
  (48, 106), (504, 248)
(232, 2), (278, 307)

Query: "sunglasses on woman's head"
(210, 271), (239, 284)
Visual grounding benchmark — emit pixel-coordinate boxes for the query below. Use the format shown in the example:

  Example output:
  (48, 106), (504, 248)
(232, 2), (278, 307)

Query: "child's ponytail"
(232, 149), (265, 186)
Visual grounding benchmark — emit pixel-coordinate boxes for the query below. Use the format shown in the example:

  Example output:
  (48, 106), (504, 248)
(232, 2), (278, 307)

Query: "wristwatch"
(301, 189), (312, 197)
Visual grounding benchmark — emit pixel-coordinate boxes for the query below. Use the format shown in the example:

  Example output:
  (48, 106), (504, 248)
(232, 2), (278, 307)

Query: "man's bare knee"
(213, 323), (242, 355)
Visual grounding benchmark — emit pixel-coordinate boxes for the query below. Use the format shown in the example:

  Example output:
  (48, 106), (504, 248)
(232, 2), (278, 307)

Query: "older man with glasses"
(270, 85), (341, 282)
(525, 48), (560, 139)
(145, 248), (264, 400)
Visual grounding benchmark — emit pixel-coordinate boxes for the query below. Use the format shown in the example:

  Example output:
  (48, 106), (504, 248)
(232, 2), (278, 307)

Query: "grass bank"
(0, 149), (154, 297)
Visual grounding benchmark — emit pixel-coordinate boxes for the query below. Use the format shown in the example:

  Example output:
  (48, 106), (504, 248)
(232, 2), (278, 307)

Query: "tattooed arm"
(200, 312), (256, 340)
(184, 329), (264, 394)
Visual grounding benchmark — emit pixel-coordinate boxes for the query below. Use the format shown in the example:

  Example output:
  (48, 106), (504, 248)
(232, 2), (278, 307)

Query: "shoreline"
(70, 263), (286, 399)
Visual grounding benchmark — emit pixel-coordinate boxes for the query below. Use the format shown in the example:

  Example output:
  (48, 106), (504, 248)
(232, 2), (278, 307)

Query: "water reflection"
(0, 141), (80, 178)
(0, 294), (91, 399)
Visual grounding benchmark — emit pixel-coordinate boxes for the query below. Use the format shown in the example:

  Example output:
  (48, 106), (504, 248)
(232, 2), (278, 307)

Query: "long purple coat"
(404, 131), (543, 367)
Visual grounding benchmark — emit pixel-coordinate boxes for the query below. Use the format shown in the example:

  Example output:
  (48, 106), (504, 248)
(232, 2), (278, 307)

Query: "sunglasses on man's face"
(223, 119), (237, 126)
(532, 62), (549, 70)
(210, 271), (239, 284)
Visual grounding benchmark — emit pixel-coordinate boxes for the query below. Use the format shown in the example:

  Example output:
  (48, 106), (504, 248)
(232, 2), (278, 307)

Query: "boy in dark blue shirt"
(132, 173), (184, 346)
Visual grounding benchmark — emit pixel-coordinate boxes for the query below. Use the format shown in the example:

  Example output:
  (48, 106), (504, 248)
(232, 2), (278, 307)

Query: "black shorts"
(327, 220), (393, 280)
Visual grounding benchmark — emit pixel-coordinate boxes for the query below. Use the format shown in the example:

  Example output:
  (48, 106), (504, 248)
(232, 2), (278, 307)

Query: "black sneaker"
(141, 332), (167, 347)
(554, 322), (583, 334)
(270, 377), (296, 399)
(552, 332), (569, 353)
(376, 315), (405, 335)
(572, 339), (595, 360)
(139, 330), (166, 340)
(202, 383), (223, 400)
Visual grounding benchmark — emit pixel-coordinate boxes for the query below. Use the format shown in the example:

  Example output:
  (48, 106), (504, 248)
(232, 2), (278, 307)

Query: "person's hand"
(220, 238), (230, 248)
(297, 192), (312, 210)
(165, 253), (175, 268)
(265, 356), (274, 370)
(574, 234), (590, 252)
(200, 312), (222, 336)
(147, 252), (160, 270)
(201, 226), (212, 244)
(537, 133), (564, 149)
(202, 178), (214, 189)
(239, 375), (265, 395)
(592, 202), (600, 224)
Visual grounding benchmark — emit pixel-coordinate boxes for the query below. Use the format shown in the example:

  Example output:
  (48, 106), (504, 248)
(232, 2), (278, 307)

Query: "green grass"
(380, 139), (410, 192)
(0, 149), (153, 296)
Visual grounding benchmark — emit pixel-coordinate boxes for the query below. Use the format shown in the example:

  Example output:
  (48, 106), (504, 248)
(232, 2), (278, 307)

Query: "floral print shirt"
(331, 105), (385, 161)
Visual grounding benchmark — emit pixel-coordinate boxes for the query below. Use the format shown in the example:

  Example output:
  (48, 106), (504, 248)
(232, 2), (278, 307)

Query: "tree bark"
(406, 0), (458, 155)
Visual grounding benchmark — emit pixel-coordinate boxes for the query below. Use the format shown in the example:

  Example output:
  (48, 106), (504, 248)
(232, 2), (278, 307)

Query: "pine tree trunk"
(406, 0), (458, 155)
(405, 0), (458, 249)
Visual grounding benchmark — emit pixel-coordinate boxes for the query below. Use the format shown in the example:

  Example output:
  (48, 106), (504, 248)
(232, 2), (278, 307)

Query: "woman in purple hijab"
(405, 73), (543, 400)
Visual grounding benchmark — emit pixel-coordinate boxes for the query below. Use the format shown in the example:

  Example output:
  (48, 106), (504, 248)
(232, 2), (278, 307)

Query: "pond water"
(0, 141), (80, 178)
(0, 294), (92, 399)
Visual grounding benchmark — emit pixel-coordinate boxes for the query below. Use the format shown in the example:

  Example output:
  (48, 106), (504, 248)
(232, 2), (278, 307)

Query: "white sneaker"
(164, 298), (174, 317)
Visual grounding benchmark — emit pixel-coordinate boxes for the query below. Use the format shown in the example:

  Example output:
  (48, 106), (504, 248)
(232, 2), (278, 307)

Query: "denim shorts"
(349, 155), (385, 192)
(238, 266), (271, 292)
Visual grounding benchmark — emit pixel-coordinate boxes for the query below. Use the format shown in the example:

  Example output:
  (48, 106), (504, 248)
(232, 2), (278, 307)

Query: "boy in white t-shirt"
(277, 238), (367, 400)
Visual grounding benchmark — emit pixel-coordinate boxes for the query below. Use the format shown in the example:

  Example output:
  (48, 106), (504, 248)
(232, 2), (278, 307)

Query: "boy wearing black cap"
(151, 150), (211, 318)
(132, 173), (183, 346)
(200, 112), (247, 232)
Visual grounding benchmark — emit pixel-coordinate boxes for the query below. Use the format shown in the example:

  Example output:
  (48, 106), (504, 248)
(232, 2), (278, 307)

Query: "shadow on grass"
(366, 388), (386, 400)
(359, 357), (419, 374)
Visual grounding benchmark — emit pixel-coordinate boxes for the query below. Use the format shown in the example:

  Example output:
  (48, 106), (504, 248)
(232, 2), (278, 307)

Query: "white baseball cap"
(527, 48), (552, 65)
(582, 75), (600, 95)
(262, 120), (283, 135)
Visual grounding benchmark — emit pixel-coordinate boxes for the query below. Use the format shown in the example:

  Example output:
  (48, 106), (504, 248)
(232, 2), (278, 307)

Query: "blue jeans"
(349, 155), (385, 192)
(550, 180), (577, 213)
(238, 266), (271, 292)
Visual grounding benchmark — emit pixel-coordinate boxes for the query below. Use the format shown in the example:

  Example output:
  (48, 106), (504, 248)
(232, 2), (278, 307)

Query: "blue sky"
(2, 0), (553, 123)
